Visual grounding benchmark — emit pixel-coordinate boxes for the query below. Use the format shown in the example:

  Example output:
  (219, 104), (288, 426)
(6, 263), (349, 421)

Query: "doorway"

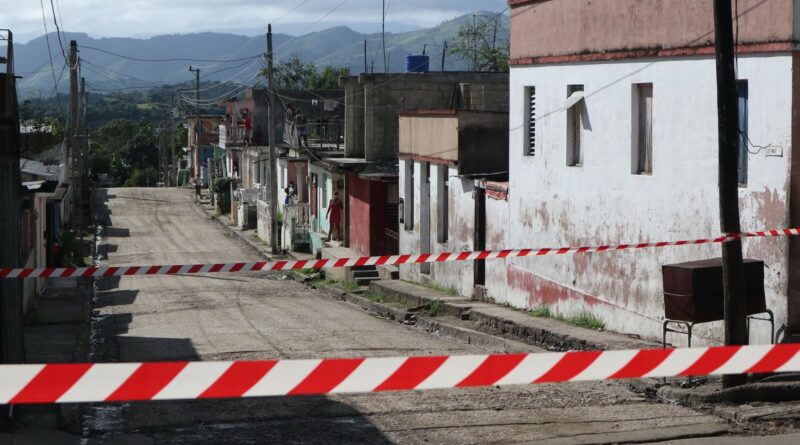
(474, 186), (486, 286)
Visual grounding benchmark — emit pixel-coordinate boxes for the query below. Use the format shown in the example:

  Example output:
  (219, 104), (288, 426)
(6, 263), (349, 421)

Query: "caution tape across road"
(1, 228), (797, 280)
(1, 344), (798, 404)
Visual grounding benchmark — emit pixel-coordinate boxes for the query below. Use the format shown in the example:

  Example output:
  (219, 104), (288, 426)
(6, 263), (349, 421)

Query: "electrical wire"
(38, 0), (60, 96)
(48, 0), (69, 65)
(79, 46), (262, 63)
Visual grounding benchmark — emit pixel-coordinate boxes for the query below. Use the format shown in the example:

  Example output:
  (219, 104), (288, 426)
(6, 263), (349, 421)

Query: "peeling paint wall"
(399, 160), (478, 295)
(508, 54), (793, 345)
(485, 194), (509, 303)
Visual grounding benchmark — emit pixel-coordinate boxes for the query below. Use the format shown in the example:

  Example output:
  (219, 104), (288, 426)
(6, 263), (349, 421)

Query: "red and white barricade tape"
(1, 344), (799, 404)
(2, 228), (799, 280)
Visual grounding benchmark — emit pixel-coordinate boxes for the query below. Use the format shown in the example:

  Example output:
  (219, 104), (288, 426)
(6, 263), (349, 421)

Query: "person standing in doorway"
(326, 191), (343, 242)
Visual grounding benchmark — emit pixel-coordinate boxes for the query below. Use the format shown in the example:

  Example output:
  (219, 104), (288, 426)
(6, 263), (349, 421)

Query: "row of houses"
(183, 0), (800, 345)
(18, 138), (77, 313)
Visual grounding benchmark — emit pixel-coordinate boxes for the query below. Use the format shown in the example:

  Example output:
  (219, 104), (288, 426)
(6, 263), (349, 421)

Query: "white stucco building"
(398, 109), (509, 299)
(505, 0), (800, 344)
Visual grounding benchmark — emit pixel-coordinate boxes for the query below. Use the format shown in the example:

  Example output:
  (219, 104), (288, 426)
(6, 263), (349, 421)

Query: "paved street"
(84, 187), (741, 444)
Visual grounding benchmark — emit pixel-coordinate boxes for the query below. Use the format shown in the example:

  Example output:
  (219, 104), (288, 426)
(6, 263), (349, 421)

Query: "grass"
(425, 300), (448, 317)
(363, 291), (386, 303)
(530, 305), (552, 318)
(313, 278), (360, 292)
(530, 305), (606, 331)
(296, 268), (318, 276)
(422, 282), (458, 297)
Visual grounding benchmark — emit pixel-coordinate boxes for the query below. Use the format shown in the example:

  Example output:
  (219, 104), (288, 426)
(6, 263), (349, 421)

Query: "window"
(737, 79), (748, 186)
(525, 86), (536, 156)
(437, 165), (449, 243)
(566, 85), (585, 166)
(632, 83), (653, 174)
(403, 161), (414, 230)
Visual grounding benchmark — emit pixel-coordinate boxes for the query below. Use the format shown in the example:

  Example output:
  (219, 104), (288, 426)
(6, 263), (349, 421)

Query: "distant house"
(185, 115), (222, 186)
(506, 0), (800, 344)
(398, 109), (509, 298)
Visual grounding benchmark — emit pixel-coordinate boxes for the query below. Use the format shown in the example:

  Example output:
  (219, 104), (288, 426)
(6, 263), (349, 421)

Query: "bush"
(124, 166), (159, 187)
(212, 176), (238, 193)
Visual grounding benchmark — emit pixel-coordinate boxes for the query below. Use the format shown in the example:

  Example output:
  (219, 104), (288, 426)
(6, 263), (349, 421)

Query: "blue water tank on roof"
(406, 55), (430, 73)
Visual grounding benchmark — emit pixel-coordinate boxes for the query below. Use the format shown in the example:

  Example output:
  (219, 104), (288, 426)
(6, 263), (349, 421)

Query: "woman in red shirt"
(326, 191), (343, 241)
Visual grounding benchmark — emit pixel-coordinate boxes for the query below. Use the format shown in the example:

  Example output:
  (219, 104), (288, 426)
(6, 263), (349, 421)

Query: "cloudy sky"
(4, 0), (508, 42)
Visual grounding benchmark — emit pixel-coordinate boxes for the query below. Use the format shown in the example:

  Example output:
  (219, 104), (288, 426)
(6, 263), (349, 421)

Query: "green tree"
(449, 15), (509, 72)
(91, 119), (159, 184)
(266, 55), (350, 90)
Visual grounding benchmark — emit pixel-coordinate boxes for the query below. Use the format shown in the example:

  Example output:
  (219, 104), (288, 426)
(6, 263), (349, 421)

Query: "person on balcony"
(284, 181), (297, 205)
(244, 111), (252, 146)
(295, 112), (308, 149)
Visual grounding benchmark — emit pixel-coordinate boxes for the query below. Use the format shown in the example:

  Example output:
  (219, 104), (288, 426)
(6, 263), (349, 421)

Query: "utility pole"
(382, 0), (387, 73)
(713, 0), (748, 389)
(267, 25), (279, 255)
(188, 65), (200, 184)
(472, 15), (477, 71)
(78, 76), (86, 232)
(441, 40), (447, 71)
(170, 89), (176, 186)
(68, 40), (80, 229)
(0, 29), (24, 365)
(364, 40), (368, 74)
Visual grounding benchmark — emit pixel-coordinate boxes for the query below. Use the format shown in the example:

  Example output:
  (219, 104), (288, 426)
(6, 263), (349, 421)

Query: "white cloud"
(2, 0), (507, 41)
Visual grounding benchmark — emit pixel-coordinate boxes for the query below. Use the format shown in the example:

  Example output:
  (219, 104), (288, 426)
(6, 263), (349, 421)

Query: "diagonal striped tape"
(2, 228), (798, 280)
(0, 344), (798, 405)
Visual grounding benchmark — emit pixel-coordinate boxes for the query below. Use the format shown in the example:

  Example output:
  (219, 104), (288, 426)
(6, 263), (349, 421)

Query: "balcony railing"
(220, 124), (249, 146)
(283, 120), (343, 151)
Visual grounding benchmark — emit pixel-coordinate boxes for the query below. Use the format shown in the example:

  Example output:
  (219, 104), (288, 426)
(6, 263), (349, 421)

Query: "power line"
(80, 45), (262, 63)
(38, 0), (59, 95)
(48, 0), (69, 65)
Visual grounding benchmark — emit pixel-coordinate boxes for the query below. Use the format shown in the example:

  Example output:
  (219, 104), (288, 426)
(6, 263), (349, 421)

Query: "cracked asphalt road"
(84, 187), (733, 444)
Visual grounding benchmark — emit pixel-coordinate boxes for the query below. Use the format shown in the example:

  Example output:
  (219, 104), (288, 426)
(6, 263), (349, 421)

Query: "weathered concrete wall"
(398, 114), (459, 161)
(458, 111), (509, 177)
(485, 190), (509, 304)
(343, 73), (509, 162)
(342, 77), (365, 158)
(510, 0), (795, 61)
(399, 160), (477, 296)
(508, 54), (792, 345)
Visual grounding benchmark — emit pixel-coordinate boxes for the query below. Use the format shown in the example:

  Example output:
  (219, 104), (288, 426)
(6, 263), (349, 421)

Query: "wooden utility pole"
(382, 0), (387, 73)
(267, 25), (280, 254)
(69, 41), (80, 228)
(713, 0), (748, 389)
(170, 89), (176, 186)
(364, 40), (368, 73)
(441, 40), (447, 71)
(188, 65), (200, 181)
(77, 75), (86, 231)
(0, 29), (24, 364)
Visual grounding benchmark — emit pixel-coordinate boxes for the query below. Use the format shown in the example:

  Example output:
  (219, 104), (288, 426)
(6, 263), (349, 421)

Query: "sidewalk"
(193, 192), (314, 262)
(1, 277), (91, 443)
(303, 277), (800, 431)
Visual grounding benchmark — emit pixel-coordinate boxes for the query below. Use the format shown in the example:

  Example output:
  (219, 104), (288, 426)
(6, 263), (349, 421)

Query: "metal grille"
(527, 87), (536, 156)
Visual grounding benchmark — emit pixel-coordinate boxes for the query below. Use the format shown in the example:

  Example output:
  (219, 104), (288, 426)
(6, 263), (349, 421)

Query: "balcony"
(219, 124), (248, 148)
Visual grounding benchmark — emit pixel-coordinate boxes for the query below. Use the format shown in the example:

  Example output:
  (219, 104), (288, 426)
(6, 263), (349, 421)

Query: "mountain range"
(10, 11), (508, 98)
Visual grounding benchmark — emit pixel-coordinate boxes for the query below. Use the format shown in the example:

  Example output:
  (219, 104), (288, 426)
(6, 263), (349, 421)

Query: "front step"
(353, 270), (379, 279)
(355, 276), (381, 286)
